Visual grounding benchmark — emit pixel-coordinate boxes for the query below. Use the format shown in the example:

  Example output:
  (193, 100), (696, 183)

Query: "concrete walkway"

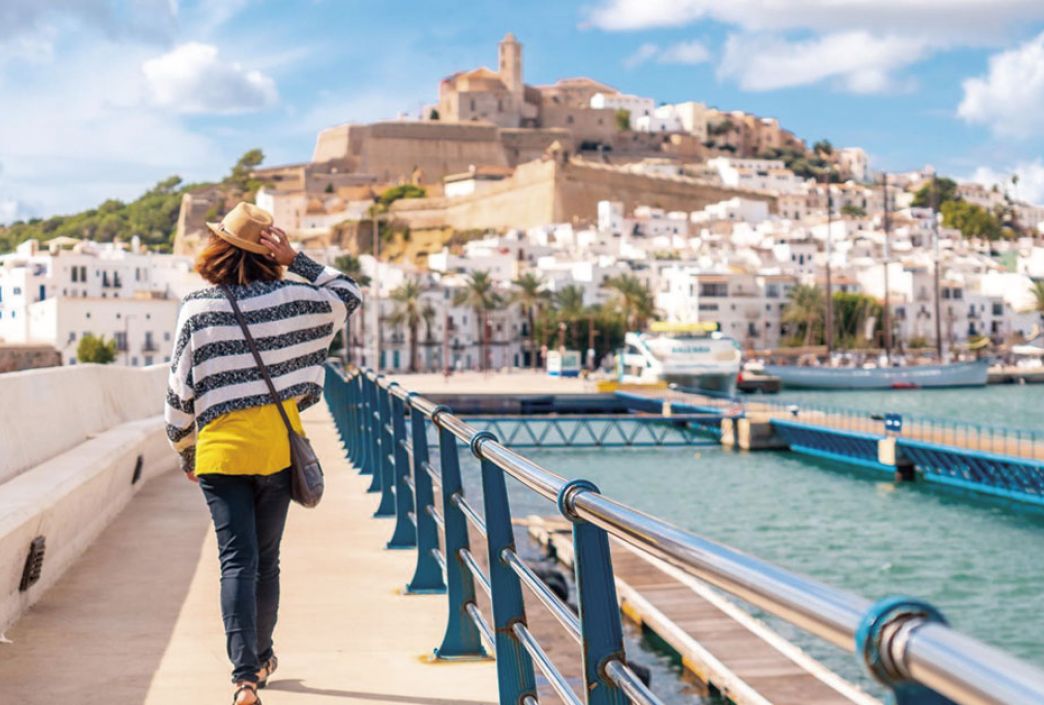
(0, 405), (497, 705)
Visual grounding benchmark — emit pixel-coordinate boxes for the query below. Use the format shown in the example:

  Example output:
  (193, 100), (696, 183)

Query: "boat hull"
(763, 359), (990, 390)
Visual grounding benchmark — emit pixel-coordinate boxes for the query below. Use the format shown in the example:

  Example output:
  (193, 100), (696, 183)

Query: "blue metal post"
(558, 479), (627, 705)
(374, 380), (396, 516)
(855, 596), (958, 705)
(386, 388), (417, 549)
(354, 374), (370, 475)
(347, 373), (360, 463)
(434, 418), (485, 659)
(365, 375), (382, 490)
(474, 432), (537, 703)
(406, 394), (446, 594)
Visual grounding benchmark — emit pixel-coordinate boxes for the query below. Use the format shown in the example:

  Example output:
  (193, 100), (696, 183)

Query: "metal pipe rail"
(325, 364), (1044, 705)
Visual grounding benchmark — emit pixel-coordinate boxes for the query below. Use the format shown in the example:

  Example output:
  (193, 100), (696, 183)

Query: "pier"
(4, 363), (1044, 705)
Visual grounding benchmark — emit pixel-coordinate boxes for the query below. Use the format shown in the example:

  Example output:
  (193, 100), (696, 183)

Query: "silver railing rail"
(325, 364), (1044, 705)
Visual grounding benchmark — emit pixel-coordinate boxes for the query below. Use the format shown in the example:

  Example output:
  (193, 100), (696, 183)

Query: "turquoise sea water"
(471, 385), (1044, 702)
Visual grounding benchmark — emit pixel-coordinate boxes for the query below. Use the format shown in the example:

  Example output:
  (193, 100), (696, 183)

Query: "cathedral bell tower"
(498, 33), (523, 98)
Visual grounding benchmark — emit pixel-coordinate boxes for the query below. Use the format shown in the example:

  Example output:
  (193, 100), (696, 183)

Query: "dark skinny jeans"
(198, 469), (292, 683)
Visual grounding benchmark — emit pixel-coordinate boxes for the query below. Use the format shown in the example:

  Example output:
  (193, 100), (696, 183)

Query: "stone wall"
(0, 344), (61, 373)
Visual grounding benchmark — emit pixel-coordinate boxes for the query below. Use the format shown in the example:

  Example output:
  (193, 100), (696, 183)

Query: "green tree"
(813, 139), (834, 155)
(1032, 280), (1044, 320)
(453, 271), (503, 370)
(911, 177), (958, 208)
(428, 108), (440, 120)
(225, 148), (265, 193)
(511, 272), (551, 368)
(782, 284), (825, 346)
(77, 334), (117, 364)
(831, 292), (881, 348)
(377, 184), (427, 207)
(388, 279), (426, 372)
(334, 254), (371, 286)
(614, 108), (631, 132)
(553, 285), (587, 349)
(940, 200), (1005, 241)
(840, 204), (866, 217)
(602, 274), (655, 330)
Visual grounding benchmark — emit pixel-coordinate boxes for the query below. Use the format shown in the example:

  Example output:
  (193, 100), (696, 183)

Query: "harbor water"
(478, 385), (1044, 702)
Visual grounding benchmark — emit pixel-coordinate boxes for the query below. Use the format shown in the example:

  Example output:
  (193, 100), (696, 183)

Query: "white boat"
(618, 322), (741, 395)
(763, 359), (990, 390)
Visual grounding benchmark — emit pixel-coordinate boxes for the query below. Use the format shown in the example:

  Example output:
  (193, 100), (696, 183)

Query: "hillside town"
(2, 33), (1043, 373)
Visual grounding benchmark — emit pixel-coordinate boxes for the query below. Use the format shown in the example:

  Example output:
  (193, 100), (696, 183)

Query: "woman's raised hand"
(260, 226), (296, 266)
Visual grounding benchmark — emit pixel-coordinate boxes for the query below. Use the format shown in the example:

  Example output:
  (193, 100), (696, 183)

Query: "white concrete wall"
(0, 364), (167, 484)
(0, 364), (177, 632)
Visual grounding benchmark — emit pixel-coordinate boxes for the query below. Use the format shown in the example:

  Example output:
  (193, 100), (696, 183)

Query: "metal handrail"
(327, 365), (1044, 705)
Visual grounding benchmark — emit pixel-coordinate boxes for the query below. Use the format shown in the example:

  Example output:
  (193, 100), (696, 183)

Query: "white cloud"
(0, 0), (176, 42)
(142, 42), (278, 114)
(971, 160), (1044, 205)
(719, 31), (927, 92)
(958, 32), (1044, 139)
(585, 0), (1044, 39)
(657, 40), (710, 65)
(623, 43), (659, 68)
(586, 0), (1044, 94)
(624, 40), (711, 68)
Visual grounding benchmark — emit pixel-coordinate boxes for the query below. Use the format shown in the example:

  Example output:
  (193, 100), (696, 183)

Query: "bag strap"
(220, 285), (296, 436)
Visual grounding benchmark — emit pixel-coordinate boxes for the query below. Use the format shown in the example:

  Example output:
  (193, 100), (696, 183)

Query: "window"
(992, 302), (1003, 316)
(13, 286), (21, 295)
(79, 266), (86, 281)
(131, 356), (138, 366)
(699, 282), (728, 297)
(144, 356), (154, 366)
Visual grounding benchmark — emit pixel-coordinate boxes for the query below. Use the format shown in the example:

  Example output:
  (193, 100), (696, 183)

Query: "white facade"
(707, 157), (806, 195)
(0, 240), (196, 367)
(589, 92), (655, 129)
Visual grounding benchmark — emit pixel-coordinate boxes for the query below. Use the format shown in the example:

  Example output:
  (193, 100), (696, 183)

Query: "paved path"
(0, 405), (497, 705)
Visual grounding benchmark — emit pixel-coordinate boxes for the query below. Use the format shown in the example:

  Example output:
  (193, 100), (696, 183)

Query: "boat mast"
(824, 178), (834, 358)
(931, 174), (944, 362)
(882, 173), (892, 363)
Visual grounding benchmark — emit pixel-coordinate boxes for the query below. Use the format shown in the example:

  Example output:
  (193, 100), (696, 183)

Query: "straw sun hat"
(206, 202), (276, 256)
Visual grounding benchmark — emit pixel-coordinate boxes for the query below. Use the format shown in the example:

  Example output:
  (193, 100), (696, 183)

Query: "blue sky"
(2, 0), (1044, 222)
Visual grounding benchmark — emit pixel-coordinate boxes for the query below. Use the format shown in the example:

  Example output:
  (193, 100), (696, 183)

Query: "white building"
(589, 92), (655, 130)
(707, 157), (806, 195)
(0, 239), (192, 366)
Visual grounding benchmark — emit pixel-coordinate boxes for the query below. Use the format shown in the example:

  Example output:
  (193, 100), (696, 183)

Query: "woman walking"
(164, 202), (361, 704)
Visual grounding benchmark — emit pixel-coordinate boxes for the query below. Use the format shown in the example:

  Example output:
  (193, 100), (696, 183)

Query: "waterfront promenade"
(0, 405), (497, 705)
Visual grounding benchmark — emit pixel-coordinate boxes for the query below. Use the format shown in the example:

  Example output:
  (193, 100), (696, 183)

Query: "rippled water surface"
(475, 386), (1044, 702)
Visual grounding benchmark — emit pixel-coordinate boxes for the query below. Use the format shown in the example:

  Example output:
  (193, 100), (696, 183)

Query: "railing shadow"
(266, 678), (497, 704)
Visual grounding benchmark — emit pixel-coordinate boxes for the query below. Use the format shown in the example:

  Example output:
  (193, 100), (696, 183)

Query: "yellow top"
(195, 400), (305, 476)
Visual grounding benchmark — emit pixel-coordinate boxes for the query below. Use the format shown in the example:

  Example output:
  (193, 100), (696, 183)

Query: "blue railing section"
(323, 364), (1044, 705)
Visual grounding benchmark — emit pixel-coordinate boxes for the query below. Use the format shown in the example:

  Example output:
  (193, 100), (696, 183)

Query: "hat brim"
(206, 222), (272, 256)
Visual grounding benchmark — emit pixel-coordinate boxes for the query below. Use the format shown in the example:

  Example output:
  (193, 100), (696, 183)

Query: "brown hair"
(195, 234), (283, 286)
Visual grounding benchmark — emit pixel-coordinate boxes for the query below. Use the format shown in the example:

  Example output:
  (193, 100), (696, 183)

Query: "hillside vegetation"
(0, 150), (265, 254)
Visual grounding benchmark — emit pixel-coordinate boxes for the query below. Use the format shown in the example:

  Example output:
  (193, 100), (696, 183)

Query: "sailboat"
(766, 174), (990, 390)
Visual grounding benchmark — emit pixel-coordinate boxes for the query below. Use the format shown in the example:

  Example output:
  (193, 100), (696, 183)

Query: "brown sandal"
(232, 683), (261, 705)
(257, 655), (278, 689)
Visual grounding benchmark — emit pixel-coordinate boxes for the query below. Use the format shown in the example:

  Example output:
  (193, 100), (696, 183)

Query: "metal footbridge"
(621, 388), (1044, 508)
(324, 365), (1044, 705)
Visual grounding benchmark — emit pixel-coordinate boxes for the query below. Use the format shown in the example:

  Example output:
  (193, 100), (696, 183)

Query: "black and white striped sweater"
(164, 252), (362, 472)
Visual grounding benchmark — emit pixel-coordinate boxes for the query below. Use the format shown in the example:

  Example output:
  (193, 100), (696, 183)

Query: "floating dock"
(525, 517), (880, 705)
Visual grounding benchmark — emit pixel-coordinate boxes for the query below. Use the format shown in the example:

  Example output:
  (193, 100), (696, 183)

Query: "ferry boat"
(763, 358), (990, 390)
(618, 322), (742, 395)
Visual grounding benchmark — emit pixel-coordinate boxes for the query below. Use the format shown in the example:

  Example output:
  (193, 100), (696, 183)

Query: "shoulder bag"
(221, 285), (324, 507)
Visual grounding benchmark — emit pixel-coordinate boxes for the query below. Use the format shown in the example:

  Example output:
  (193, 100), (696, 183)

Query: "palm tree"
(334, 254), (371, 286)
(512, 272), (551, 368)
(603, 274), (656, 331)
(453, 271), (503, 370)
(420, 303), (437, 371)
(554, 285), (586, 350)
(783, 284), (826, 346)
(388, 279), (425, 372)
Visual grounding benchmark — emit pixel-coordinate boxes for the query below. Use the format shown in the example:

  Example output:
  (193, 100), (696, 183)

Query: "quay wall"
(0, 365), (177, 632)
